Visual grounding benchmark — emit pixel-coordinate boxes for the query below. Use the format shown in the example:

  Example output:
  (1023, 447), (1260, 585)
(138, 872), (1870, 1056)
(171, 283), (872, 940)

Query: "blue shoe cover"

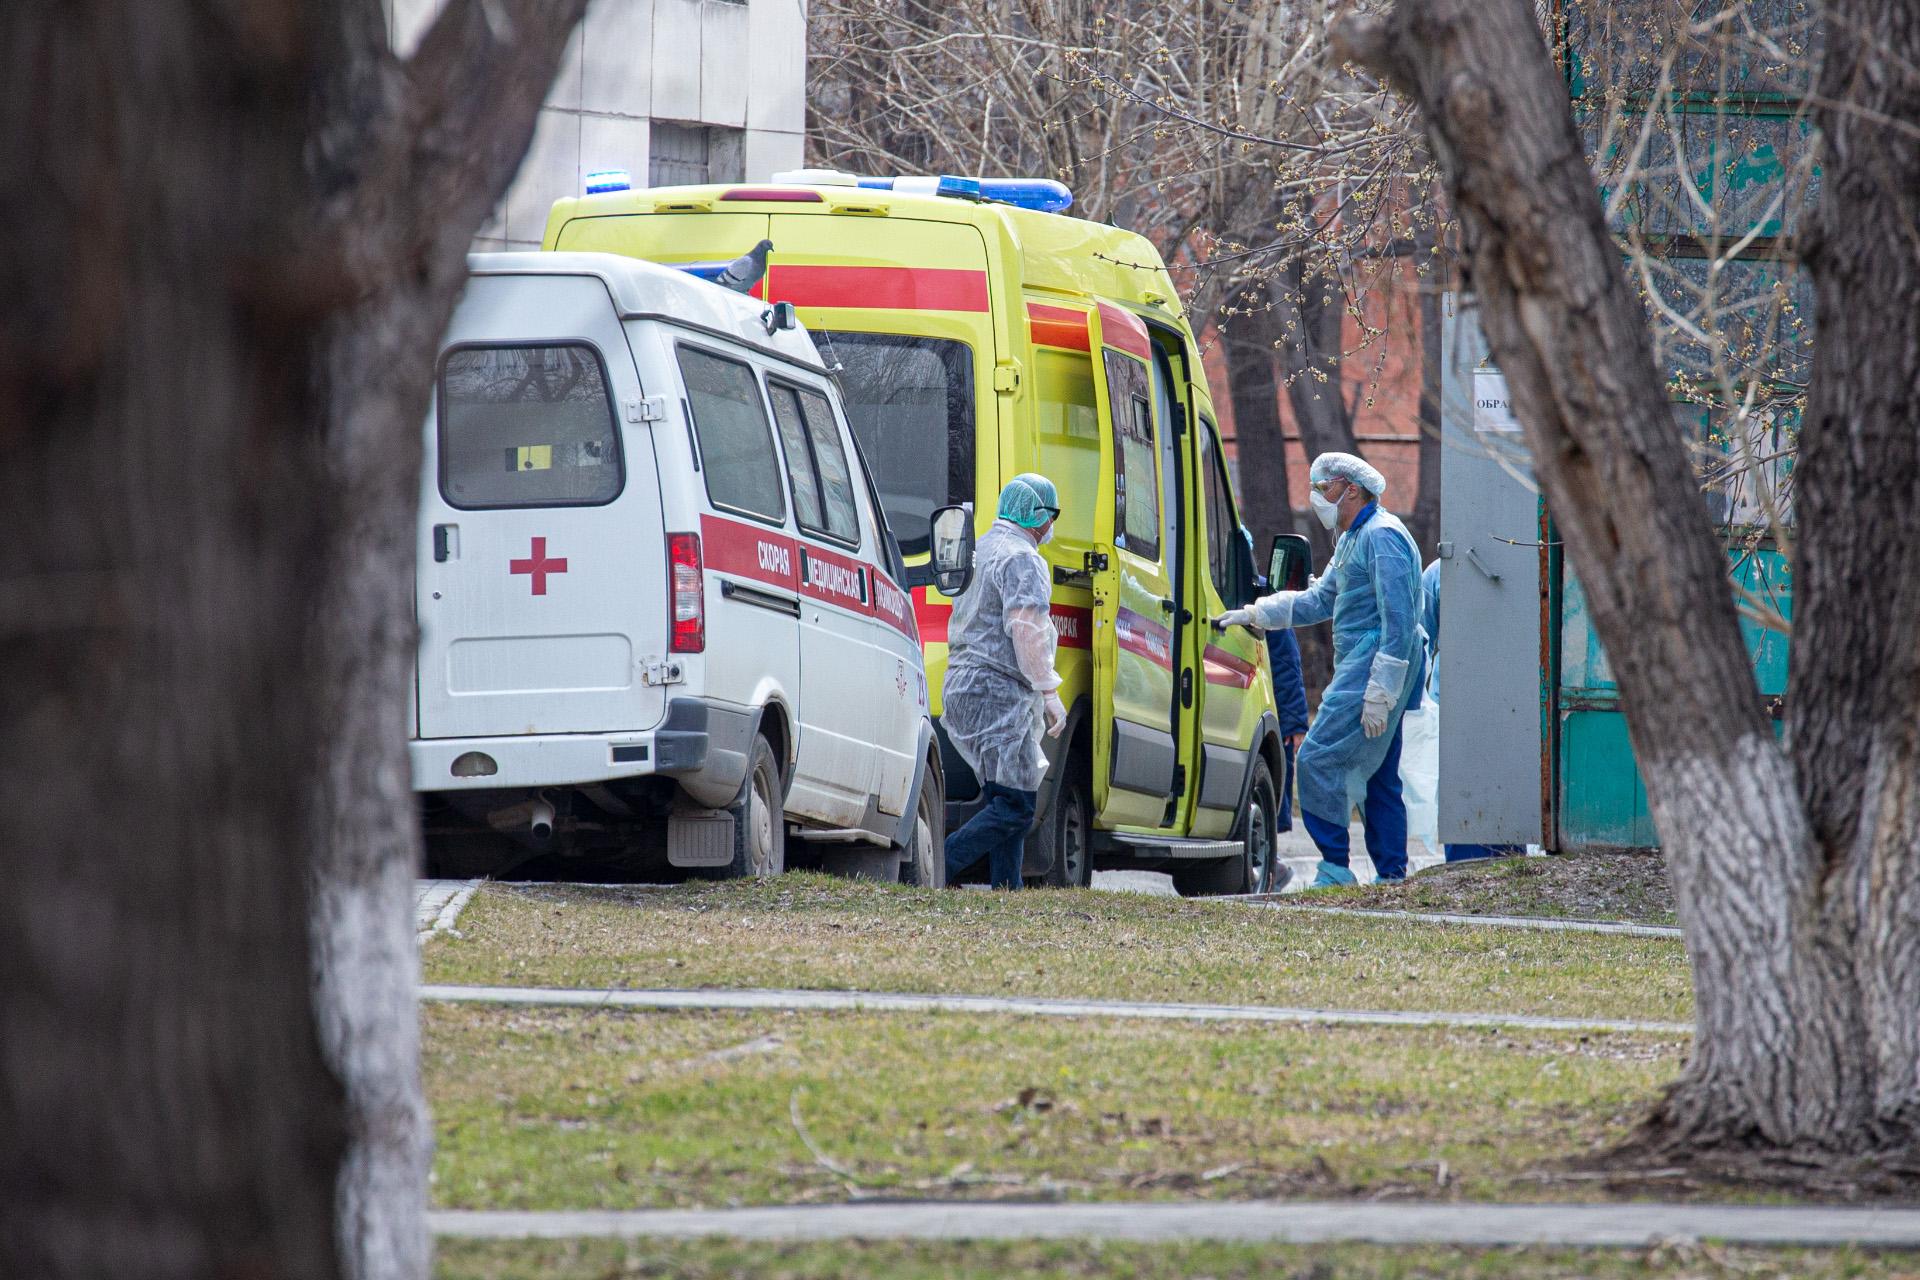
(1309, 860), (1358, 889)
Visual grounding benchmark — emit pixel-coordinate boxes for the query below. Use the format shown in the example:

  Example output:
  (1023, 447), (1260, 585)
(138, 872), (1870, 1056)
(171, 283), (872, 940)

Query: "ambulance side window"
(438, 343), (623, 510)
(768, 380), (861, 548)
(676, 345), (786, 525)
(1198, 416), (1236, 602)
(767, 382), (826, 534)
(1105, 350), (1159, 560)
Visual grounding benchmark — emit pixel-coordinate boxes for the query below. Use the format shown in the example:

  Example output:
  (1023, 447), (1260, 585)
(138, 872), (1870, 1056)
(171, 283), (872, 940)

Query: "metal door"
(1087, 300), (1180, 828)
(1435, 295), (1544, 846)
(416, 274), (666, 739)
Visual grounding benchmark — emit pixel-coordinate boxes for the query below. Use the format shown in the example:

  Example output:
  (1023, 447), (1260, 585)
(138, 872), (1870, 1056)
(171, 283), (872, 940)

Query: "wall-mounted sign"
(1473, 369), (1522, 434)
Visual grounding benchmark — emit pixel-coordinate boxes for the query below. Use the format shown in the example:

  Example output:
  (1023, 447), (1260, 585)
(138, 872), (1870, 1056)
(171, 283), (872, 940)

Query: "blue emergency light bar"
(852, 174), (1072, 213)
(978, 178), (1074, 213)
(669, 261), (730, 282)
(585, 168), (632, 194)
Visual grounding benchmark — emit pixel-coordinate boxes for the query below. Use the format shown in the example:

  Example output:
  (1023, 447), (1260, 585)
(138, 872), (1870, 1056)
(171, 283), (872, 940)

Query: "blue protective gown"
(1248, 503), (1425, 829)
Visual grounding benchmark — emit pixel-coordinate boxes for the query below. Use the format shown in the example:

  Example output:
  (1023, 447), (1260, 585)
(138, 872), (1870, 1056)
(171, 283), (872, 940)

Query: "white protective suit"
(941, 519), (1062, 792)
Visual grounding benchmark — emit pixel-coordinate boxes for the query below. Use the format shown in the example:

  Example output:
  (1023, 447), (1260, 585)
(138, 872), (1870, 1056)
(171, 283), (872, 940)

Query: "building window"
(649, 122), (745, 186)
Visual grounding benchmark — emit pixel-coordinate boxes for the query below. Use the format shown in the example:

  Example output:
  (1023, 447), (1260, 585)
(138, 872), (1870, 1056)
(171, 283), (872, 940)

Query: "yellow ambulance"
(541, 170), (1287, 893)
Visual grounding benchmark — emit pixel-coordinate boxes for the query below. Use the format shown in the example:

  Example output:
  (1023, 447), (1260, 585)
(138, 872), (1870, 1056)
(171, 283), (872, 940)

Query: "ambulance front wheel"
(727, 735), (787, 879)
(1173, 757), (1277, 896)
(898, 754), (947, 888)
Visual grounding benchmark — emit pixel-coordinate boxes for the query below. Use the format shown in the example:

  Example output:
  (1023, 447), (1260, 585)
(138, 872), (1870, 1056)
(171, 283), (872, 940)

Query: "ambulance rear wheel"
(728, 735), (786, 879)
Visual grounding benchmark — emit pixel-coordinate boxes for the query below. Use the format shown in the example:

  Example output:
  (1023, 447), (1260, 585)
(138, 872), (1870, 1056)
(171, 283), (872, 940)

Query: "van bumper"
(410, 698), (753, 803)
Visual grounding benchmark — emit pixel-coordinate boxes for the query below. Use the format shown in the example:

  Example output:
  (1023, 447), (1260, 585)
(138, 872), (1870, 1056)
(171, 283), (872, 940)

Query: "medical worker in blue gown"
(1217, 453), (1425, 887)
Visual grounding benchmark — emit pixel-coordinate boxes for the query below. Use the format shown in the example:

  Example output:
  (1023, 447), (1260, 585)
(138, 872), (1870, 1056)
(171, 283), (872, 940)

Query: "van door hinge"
(627, 396), (667, 424)
(640, 657), (686, 686)
(992, 363), (1021, 394)
(1083, 550), (1109, 574)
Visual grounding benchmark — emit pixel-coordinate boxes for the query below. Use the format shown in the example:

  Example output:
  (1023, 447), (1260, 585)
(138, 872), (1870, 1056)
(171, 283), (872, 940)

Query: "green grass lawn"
(424, 875), (1692, 1025)
(1310, 854), (1677, 926)
(436, 1238), (1916, 1280)
(425, 1003), (1687, 1211)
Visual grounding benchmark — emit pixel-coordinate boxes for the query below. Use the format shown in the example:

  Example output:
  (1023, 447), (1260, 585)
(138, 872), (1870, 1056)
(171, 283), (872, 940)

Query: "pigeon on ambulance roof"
(717, 239), (773, 294)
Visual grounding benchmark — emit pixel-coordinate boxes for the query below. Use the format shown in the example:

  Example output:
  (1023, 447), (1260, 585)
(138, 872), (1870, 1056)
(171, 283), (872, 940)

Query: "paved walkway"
(430, 1200), (1920, 1246)
(1249, 902), (1685, 940)
(415, 879), (480, 943)
(419, 982), (1690, 1036)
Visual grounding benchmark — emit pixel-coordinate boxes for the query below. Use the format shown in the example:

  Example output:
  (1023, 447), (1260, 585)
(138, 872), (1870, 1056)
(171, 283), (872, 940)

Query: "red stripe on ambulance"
(699, 514), (797, 590)
(1097, 300), (1154, 361)
(1027, 301), (1092, 351)
(769, 266), (990, 313)
(1114, 606), (1174, 669)
(1202, 644), (1259, 689)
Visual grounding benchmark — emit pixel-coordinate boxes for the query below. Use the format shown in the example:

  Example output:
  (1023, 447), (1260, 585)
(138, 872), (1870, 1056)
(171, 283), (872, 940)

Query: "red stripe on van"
(768, 266), (990, 313)
(1097, 300), (1154, 361)
(700, 514), (797, 590)
(1202, 644), (1259, 689)
(1114, 606), (1174, 669)
(1027, 302), (1091, 351)
(1050, 604), (1093, 650)
(913, 588), (949, 643)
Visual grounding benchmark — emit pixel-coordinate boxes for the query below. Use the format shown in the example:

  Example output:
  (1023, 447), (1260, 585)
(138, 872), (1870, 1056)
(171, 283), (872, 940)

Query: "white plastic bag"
(1398, 697), (1440, 858)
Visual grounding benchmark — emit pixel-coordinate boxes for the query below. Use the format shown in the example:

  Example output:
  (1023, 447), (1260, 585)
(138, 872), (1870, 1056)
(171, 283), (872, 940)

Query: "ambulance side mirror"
(762, 301), (797, 335)
(1268, 534), (1311, 593)
(927, 505), (975, 598)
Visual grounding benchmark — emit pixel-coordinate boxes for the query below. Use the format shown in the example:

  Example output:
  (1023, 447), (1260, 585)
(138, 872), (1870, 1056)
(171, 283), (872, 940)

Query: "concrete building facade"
(386, 0), (807, 251)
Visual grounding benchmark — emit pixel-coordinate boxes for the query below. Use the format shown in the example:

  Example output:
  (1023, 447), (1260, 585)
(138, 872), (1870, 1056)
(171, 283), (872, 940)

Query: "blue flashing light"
(854, 174), (984, 202)
(669, 261), (730, 282)
(978, 178), (1074, 213)
(585, 168), (632, 194)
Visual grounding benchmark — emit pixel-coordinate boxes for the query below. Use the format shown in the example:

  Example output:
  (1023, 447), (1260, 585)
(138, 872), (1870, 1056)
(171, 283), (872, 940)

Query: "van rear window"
(811, 332), (973, 558)
(438, 344), (623, 510)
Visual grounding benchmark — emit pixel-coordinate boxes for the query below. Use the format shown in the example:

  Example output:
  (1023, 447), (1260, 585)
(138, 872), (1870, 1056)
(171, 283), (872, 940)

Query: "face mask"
(1310, 489), (1339, 530)
(1036, 523), (1055, 545)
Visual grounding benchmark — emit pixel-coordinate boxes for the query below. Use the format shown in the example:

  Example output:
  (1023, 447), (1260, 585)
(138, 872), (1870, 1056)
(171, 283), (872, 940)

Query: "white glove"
(1043, 691), (1067, 738)
(1214, 608), (1258, 631)
(1361, 687), (1393, 738)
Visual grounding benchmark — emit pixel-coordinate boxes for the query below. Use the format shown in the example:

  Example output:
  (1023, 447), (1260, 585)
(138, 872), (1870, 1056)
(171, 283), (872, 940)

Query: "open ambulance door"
(1087, 300), (1181, 829)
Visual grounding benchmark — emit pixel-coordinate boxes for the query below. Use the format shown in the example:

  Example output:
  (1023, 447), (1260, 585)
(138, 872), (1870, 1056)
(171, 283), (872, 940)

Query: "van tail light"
(667, 533), (705, 653)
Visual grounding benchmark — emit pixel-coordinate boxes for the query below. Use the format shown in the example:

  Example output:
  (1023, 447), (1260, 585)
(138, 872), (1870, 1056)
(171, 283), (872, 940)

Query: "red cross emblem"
(509, 536), (568, 595)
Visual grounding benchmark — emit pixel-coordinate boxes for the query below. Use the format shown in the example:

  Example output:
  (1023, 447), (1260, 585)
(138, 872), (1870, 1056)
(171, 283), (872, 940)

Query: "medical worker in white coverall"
(1217, 453), (1426, 888)
(942, 474), (1067, 889)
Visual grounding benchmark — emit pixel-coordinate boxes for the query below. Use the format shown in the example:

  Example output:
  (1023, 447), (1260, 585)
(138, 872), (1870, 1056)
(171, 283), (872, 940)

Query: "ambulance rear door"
(1087, 301), (1182, 829)
(416, 273), (667, 739)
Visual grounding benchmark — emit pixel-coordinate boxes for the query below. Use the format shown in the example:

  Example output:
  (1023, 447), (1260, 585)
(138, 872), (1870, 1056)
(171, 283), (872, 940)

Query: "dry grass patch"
(425, 1003), (1685, 1211)
(1312, 853), (1676, 926)
(424, 874), (1691, 1025)
(436, 1238), (1920, 1280)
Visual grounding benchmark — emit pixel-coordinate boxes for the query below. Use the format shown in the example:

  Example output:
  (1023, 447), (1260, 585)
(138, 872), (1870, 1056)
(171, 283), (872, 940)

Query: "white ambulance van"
(411, 252), (972, 882)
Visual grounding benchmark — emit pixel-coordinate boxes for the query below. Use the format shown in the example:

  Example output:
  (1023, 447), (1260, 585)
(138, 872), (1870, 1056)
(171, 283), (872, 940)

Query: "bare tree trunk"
(1336, 0), (1919, 1167)
(1785, 0), (1920, 1144)
(1406, 218), (1444, 561)
(1225, 306), (1295, 556)
(0, 3), (589, 1277)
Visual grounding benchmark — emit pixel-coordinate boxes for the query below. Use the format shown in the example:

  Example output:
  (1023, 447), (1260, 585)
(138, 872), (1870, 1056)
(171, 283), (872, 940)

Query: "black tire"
(1038, 760), (1093, 888)
(1173, 757), (1277, 897)
(898, 755), (947, 888)
(726, 735), (787, 879)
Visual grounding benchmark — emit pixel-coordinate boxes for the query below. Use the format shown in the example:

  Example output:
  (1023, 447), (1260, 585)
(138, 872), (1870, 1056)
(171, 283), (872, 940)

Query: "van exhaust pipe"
(528, 796), (556, 843)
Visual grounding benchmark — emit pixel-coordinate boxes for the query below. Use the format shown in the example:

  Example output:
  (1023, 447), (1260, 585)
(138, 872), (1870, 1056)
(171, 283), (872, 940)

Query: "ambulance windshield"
(811, 332), (974, 558)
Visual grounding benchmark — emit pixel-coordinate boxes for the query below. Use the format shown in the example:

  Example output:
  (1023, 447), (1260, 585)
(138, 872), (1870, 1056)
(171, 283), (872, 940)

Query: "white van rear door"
(416, 274), (666, 739)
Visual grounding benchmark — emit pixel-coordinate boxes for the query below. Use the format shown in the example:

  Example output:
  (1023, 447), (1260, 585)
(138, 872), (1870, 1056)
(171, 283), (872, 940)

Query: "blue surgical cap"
(1309, 451), (1387, 498)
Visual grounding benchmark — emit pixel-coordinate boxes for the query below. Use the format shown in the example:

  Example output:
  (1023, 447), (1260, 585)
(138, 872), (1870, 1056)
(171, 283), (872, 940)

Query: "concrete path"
(419, 982), (1690, 1036)
(415, 879), (480, 943)
(430, 1200), (1920, 1247)
(1249, 902), (1685, 940)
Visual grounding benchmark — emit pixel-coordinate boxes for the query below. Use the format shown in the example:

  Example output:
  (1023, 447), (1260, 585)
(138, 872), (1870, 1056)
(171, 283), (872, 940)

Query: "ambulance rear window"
(438, 344), (623, 510)
(811, 332), (973, 558)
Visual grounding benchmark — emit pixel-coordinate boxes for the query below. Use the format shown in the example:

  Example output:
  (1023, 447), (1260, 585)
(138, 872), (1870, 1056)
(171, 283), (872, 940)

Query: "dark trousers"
(1300, 716), (1410, 881)
(944, 782), (1037, 890)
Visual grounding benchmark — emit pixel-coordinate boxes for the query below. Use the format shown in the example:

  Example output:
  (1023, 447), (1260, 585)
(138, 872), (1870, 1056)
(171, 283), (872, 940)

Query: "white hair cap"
(1309, 451), (1387, 498)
